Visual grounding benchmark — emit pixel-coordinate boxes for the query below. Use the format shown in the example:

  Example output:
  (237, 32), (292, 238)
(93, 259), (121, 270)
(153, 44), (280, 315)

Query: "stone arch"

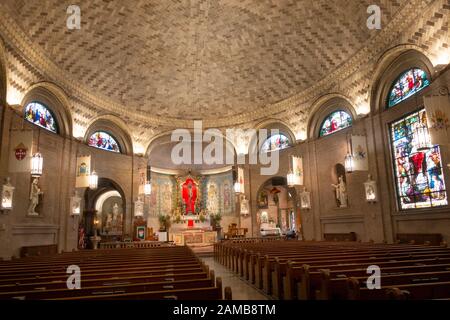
(84, 115), (133, 155)
(21, 82), (73, 138)
(248, 119), (296, 156)
(370, 47), (435, 114)
(307, 94), (357, 139)
(145, 129), (237, 169)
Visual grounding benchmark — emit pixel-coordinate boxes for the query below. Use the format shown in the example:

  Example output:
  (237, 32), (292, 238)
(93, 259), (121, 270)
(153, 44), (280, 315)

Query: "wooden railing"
(99, 241), (175, 249)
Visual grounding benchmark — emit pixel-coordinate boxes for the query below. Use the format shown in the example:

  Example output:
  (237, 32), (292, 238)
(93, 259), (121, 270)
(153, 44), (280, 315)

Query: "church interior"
(0, 0), (450, 302)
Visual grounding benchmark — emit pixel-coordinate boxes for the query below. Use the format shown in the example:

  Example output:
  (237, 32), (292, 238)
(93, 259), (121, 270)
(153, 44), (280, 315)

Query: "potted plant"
(157, 214), (171, 242)
(210, 213), (222, 231)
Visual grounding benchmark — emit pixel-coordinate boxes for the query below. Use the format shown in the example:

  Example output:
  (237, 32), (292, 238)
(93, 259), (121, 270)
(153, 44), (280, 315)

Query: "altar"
(170, 229), (217, 246)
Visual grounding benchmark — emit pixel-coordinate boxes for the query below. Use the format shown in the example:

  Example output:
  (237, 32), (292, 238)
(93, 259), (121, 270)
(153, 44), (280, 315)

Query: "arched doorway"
(82, 178), (126, 249)
(255, 177), (303, 238)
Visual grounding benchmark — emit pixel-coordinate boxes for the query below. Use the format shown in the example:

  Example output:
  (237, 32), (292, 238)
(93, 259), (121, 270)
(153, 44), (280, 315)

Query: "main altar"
(168, 173), (218, 246)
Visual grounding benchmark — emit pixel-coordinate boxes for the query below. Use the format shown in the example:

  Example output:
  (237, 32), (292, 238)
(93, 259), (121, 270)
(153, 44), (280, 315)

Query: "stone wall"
(242, 67), (450, 243)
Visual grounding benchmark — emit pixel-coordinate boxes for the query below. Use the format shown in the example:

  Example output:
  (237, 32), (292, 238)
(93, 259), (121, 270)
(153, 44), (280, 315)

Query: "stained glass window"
(88, 131), (121, 153)
(24, 102), (58, 133)
(319, 111), (352, 137)
(261, 134), (290, 153)
(388, 68), (430, 108)
(391, 109), (447, 210)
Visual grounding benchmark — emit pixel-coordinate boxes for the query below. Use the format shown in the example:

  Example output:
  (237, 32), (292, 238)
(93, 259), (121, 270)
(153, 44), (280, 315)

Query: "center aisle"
(200, 257), (269, 300)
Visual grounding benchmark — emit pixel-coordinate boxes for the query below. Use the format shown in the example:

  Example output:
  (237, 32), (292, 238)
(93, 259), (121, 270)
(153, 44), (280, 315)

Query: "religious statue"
(105, 212), (113, 230)
(240, 196), (250, 215)
(181, 178), (198, 215)
(331, 176), (348, 208)
(28, 178), (43, 216)
(111, 203), (123, 231)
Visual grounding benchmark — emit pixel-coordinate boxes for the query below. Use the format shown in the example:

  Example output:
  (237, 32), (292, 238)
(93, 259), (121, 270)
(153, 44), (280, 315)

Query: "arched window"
(24, 101), (58, 133)
(388, 68), (430, 108)
(261, 134), (290, 153)
(88, 131), (121, 153)
(319, 110), (352, 137)
(391, 109), (447, 209)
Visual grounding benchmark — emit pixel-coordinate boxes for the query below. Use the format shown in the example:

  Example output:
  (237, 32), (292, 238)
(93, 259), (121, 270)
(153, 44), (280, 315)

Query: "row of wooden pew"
(214, 239), (450, 300)
(0, 245), (232, 300)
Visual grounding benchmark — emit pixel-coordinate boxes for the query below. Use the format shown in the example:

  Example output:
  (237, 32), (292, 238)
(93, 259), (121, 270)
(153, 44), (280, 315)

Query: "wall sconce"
(144, 182), (152, 195)
(364, 174), (378, 203)
(1, 178), (15, 212)
(299, 188), (312, 210)
(89, 171), (98, 189)
(134, 197), (144, 217)
(31, 153), (43, 177)
(70, 191), (81, 216)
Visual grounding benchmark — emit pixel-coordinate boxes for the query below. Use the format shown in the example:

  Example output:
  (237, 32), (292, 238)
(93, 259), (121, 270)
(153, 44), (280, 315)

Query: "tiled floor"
(201, 257), (269, 300)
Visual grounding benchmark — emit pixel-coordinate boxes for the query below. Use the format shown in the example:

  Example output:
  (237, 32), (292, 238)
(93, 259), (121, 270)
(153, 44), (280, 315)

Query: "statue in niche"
(105, 212), (113, 231)
(331, 175), (348, 208)
(240, 196), (250, 215)
(28, 178), (43, 216)
(104, 203), (123, 234)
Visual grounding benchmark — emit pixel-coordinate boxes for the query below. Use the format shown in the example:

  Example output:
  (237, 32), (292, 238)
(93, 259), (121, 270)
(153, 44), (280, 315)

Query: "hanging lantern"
(234, 181), (241, 194)
(415, 122), (432, 152)
(70, 191), (81, 216)
(134, 197), (144, 217)
(0, 178), (15, 211)
(344, 152), (354, 173)
(364, 174), (378, 203)
(144, 181), (152, 195)
(31, 153), (43, 177)
(287, 170), (295, 187)
(89, 171), (98, 189)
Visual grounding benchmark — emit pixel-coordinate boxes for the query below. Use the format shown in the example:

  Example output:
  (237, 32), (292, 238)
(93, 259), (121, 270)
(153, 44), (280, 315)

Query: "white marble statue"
(28, 178), (43, 216)
(331, 176), (348, 208)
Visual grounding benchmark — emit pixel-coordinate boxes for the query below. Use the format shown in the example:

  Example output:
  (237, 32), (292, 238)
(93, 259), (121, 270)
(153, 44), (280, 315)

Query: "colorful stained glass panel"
(88, 131), (121, 153)
(24, 102), (58, 133)
(319, 111), (352, 137)
(261, 134), (290, 153)
(388, 68), (430, 108)
(390, 110), (447, 210)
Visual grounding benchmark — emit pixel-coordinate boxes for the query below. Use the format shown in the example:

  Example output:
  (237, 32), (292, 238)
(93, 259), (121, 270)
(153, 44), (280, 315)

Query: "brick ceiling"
(1, 0), (409, 121)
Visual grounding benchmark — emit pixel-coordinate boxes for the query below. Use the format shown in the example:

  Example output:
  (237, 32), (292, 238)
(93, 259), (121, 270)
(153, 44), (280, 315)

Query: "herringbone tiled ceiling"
(3, 0), (408, 120)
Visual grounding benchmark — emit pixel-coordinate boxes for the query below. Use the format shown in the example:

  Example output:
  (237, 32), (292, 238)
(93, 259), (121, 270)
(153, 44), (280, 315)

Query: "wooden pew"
(347, 277), (450, 300)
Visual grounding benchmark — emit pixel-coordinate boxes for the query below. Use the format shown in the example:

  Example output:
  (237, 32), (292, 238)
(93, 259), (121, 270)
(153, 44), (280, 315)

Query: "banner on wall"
(238, 167), (245, 194)
(9, 130), (33, 173)
(292, 156), (304, 185)
(351, 135), (369, 171)
(138, 171), (146, 195)
(424, 95), (450, 146)
(75, 155), (91, 188)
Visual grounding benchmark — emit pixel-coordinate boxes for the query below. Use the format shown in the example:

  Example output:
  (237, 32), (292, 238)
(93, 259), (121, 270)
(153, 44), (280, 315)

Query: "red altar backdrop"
(181, 178), (198, 215)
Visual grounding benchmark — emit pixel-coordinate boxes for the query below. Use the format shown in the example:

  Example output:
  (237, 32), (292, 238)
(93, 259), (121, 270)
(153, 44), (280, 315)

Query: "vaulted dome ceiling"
(1, 0), (411, 122)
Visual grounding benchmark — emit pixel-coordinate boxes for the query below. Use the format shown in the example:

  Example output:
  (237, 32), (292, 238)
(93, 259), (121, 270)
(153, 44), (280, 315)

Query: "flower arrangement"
(158, 214), (171, 231)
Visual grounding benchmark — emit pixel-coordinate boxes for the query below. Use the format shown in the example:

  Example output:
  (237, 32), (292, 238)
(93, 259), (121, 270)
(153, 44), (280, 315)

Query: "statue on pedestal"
(331, 176), (348, 208)
(28, 178), (43, 216)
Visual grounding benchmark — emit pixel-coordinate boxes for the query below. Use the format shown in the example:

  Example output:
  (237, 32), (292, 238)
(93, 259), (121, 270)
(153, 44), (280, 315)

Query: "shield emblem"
(14, 143), (28, 161)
